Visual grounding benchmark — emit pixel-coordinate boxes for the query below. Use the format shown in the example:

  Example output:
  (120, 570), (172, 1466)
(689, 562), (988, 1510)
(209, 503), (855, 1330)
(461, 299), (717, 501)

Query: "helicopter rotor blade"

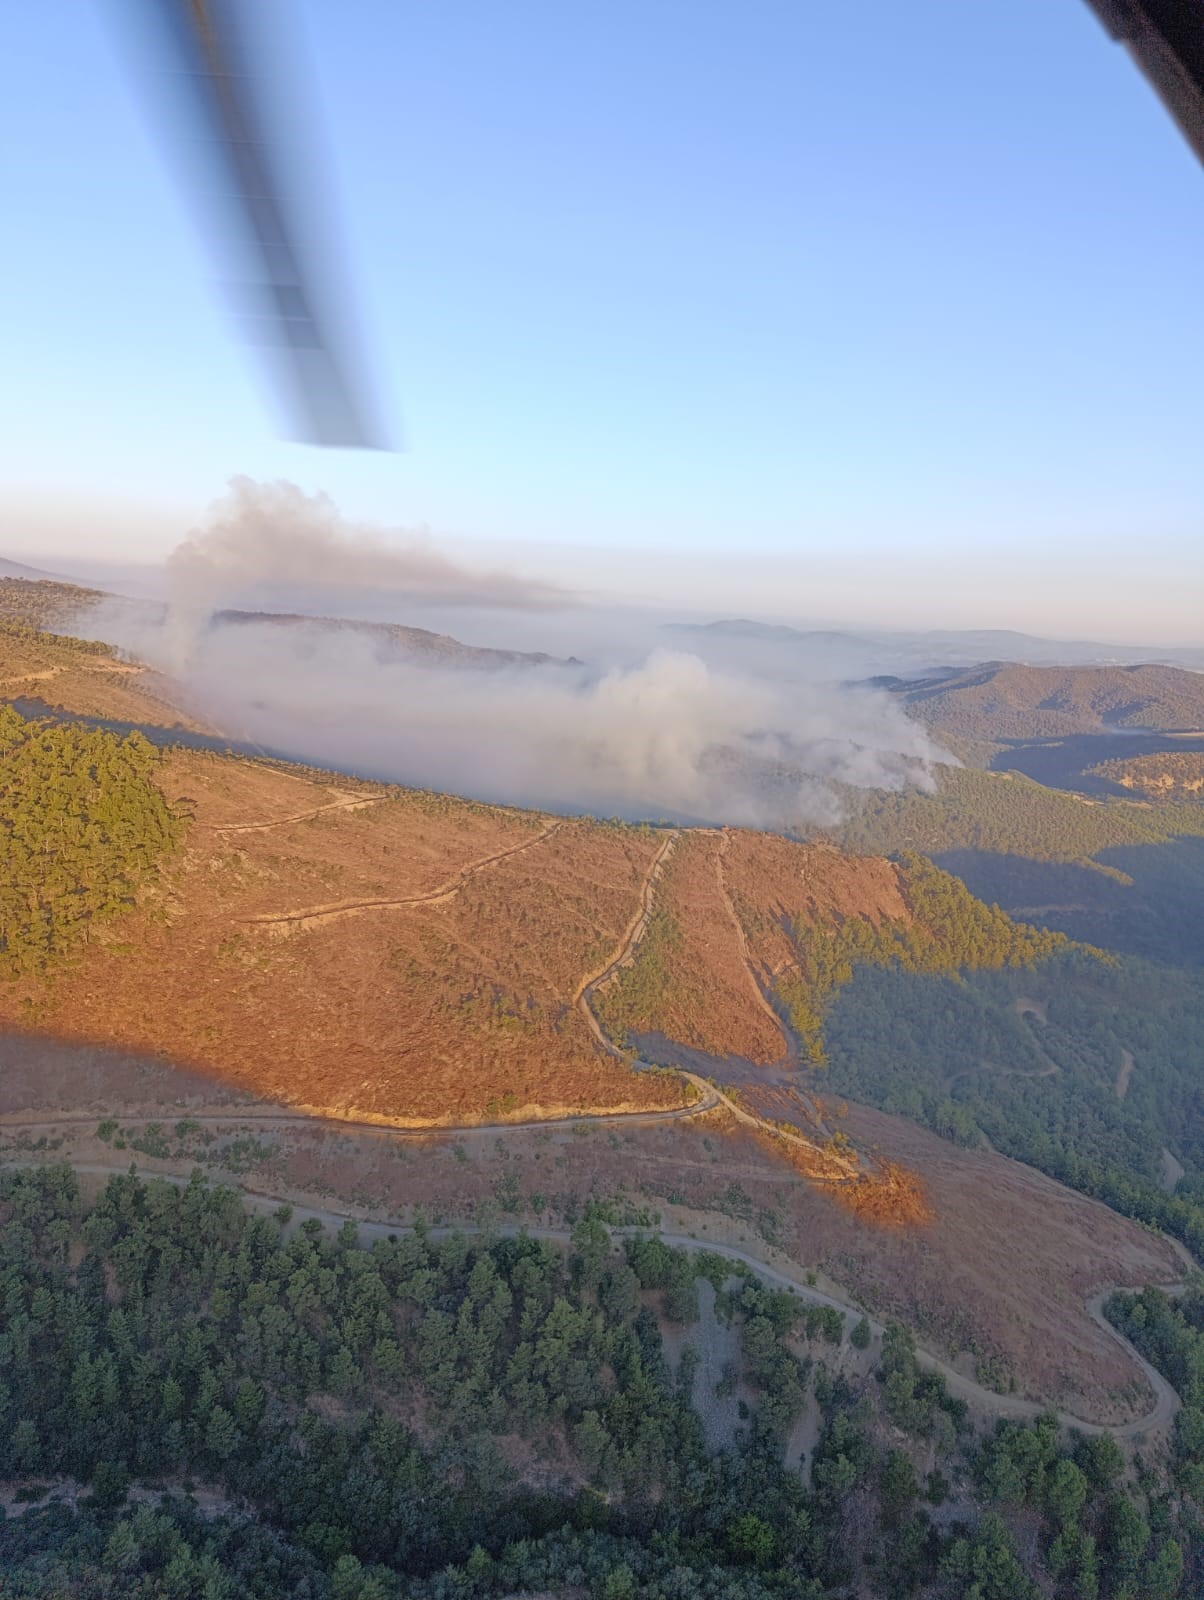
(121, 0), (390, 449)
(1083, 0), (1204, 165)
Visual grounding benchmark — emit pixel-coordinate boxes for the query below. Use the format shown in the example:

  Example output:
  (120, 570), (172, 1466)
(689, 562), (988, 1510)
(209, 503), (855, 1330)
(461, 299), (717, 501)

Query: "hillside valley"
(1, 606), (1203, 1596)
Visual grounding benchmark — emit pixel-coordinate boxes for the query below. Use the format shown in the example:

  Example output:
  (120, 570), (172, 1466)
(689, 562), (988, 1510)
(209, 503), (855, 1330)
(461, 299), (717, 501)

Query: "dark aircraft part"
(1084, 0), (1204, 164)
(126, 0), (388, 448)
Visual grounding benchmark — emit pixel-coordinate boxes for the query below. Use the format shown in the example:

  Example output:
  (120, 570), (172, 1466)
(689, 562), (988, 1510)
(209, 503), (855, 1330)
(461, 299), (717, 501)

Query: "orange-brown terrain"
(0, 730), (922, 1128)
(1090, 748), (1204, 800)
(0, 606), (925, 1126)
(0, 608), (1193, 1429)
(6, 747), (684, 1122)
(0, 614), (208, 731)
(0, 1034), (1183, 1425)
(595, 826), (910, 1071)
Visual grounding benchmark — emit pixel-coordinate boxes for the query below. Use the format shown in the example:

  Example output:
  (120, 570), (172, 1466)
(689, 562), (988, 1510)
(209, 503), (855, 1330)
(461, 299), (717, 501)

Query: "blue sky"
(2, 0), (1202, 637)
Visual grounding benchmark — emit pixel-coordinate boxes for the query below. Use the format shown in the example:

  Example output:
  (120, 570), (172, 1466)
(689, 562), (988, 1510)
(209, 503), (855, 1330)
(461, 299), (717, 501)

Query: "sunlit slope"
(1089, 749), (1204, 801)
(0, 613), (207, 731)
(0, 689), (1087, 1129)
(835, 763), (1204, 966)
(597, 828), (1069, 1071)
(891, 660), (1204, 741)
(2, 741), (681, 1122)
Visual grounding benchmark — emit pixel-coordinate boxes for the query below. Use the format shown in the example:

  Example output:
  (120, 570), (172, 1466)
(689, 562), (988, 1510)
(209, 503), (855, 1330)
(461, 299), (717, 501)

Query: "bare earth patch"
(0, 1035), (1183, 1428)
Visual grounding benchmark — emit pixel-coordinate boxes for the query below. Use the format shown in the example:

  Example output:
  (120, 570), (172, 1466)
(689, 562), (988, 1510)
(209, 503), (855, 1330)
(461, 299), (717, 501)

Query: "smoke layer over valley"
(83, 480), (945, 825)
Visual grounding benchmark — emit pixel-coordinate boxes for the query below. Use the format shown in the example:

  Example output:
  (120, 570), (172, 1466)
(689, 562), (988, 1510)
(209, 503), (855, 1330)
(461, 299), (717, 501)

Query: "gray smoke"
(79, 480), (948, 825)
(168, 477), (568, 637)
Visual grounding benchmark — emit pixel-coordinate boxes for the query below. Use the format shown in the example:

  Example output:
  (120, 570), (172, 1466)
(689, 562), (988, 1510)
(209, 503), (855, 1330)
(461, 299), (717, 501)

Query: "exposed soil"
(1162, 1147), (1186, 1193)
(0, 739), (931, 1130)
(600, 830), (908, 1073)
(607, 831), (789, 1065)
(1115, 1049), (1135, 1101)
(0, 1034), (1185, 1427)
(0, 750), (683, 1122)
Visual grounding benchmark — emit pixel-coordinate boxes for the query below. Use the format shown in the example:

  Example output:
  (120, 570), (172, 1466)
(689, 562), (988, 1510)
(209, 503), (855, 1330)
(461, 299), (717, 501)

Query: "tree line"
(0, 1167), (1196, 1597)
(776, 852), (1074, 1064)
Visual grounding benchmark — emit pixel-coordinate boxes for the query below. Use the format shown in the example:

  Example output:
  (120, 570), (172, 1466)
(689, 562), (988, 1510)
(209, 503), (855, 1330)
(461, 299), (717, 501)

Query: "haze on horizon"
(8, 485), (1202, 653)
(2, 1), (1203, 645)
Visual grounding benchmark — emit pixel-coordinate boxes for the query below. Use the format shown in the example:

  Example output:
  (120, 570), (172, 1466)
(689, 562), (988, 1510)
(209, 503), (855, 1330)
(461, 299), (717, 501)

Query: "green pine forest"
(772, 848), (1204, 1257)
(0, 1167), (1196, 1599)
(834, 766), (1204, 869)
(0, 704), (183, 979)
(775, 852), (1073, 1064)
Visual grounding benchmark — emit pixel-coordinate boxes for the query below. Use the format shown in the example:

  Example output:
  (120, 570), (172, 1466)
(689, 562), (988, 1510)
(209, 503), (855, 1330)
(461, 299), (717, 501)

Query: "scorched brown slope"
(596, 827), (910, 1071)
(1, 748), (681, 1122)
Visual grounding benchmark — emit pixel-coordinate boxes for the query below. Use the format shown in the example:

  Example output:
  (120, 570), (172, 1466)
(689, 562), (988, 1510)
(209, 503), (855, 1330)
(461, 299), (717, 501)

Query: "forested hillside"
(813, 950), (1204, 1255)
(1108, 1281), (1204, 1508)
(833, 767), (1204, 965)
(776, 853), (1071, 1063)
(835, 766), (1204, 864)
(888, 662), (1204, 742)
(0, 1167), (1195, 1599)
(212, 608), (572, 670)
(1090, 750), (1204, 801)
(0, 705), (183, 978)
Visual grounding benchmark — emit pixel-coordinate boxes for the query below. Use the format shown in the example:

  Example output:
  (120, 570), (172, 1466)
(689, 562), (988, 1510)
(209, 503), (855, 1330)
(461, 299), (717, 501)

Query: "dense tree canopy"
(834, 766), (1204, 865)
(0, 704), (183, 977)
(777, 852), (1074, 1063)
(0, 1167), (1196, 1598)
(816, 949), (1204, 1257)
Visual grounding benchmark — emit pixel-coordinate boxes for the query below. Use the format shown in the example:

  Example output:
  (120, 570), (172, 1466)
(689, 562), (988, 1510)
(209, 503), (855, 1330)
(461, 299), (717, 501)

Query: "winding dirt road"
(212, 791), (383, 835)
(0, 1084), (719, 1145)
(244, 819), (565, 934)
(569, 829), (859, 1183)
(3, 1154), (1184, 1441)
(573, 828), (679, 1053)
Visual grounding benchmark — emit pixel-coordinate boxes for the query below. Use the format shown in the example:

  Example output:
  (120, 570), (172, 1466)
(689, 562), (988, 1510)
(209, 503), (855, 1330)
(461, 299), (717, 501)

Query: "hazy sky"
(2, 1), (1202, 640)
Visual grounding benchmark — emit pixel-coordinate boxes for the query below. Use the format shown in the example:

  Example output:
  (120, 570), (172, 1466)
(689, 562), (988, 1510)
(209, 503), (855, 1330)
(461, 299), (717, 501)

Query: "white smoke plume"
(90, 627), (944, 828)
(76, 478), (947, 825)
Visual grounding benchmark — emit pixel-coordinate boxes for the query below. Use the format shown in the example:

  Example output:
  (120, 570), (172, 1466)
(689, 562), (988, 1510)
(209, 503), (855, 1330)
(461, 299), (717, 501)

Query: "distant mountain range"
(0, 576), (576, 674)
(665, 617), (1204, 676)
(209, 609), (579, 670)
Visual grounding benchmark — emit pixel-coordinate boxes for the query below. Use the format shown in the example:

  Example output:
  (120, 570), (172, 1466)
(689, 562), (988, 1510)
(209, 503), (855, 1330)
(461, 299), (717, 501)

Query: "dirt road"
(244, 819), (564, 934)
(211, 790), (383, 835)
(0, 1084), (720, 1145)
(573, 829), (679, 1051)
(5, 1155), (1184, 1441)
(571, 830), (857, 1181)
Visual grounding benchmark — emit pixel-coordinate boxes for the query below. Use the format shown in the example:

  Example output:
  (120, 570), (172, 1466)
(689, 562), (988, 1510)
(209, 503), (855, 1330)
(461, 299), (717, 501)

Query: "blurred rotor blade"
(1083, 0), (1204, 165)
(119, 0), (390, 448)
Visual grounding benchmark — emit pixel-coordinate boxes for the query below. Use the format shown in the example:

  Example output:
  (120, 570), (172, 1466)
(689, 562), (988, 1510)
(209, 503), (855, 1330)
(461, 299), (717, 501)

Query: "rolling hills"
(1089, 748), (1204, 800)
(0, 609), (1200, 1440)
(887, 660), (1204, 743)
(0, 576), (573, 674)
